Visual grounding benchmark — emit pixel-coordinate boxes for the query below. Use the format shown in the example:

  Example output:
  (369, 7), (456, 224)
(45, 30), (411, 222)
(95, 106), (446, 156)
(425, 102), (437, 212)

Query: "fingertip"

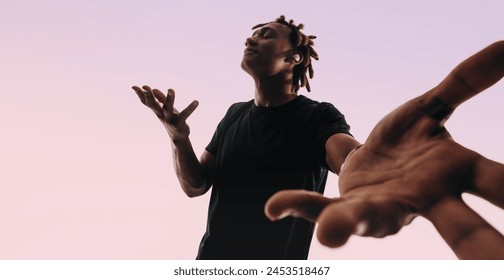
(316, 216), (355, 248)
(264, 208), (281, 221)
(315, 202), (360, 248)
(264, 191), (290, 221)
(317, 233), (351, 248)
(354, 222), (369, 236)
(264, 196), (287, 221)
(167, 89), (175, 96)
(192, 100), (199, 107)
(268, 211), (291, 222)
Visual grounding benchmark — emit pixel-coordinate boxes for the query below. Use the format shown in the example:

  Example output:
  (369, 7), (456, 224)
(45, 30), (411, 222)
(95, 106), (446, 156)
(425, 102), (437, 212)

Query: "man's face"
(241, 22), (295, 78)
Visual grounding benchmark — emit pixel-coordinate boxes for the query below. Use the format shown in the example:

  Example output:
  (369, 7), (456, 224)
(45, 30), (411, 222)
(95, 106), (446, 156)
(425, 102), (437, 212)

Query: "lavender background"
(1, 0), (503, 259)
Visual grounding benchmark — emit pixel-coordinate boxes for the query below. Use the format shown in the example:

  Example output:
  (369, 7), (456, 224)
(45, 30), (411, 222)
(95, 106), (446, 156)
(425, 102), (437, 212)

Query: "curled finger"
(132, 86), (146, 104)
(152, 88), (167, 103)
(163, 89), (176, 117)
(142, 85), (164, 118)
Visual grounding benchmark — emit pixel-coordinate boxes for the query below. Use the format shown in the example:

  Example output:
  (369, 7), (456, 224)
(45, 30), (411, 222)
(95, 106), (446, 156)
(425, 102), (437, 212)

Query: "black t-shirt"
(197, 95), (352, 259)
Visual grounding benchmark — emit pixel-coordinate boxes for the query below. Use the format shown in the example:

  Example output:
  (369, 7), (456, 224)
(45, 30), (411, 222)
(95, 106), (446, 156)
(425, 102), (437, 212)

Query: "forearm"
(433, 41), (504, 108)
(171, 138), (210, 197)
(325, 133), (361, 175)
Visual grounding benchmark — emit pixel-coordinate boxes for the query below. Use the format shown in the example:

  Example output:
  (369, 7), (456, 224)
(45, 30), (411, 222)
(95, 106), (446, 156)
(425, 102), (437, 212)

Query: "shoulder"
(297, 95), (344, 116)
(222, 100), (254, 118)
(215, 100), (254, 129)
(298, 96), (351, 134)
(228, 100), (253, 112)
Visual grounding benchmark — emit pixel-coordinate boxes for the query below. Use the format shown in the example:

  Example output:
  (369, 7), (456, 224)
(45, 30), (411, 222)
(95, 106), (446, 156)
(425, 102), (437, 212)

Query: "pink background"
(1, 0), (503, 259)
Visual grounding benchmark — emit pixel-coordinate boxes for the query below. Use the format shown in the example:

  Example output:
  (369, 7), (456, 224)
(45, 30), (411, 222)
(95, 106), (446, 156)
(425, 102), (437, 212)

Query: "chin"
(240, 59), (254, 76)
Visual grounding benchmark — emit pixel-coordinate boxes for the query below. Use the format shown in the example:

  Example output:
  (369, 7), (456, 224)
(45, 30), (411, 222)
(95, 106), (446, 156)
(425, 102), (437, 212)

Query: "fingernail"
(354, 222), (368, 236)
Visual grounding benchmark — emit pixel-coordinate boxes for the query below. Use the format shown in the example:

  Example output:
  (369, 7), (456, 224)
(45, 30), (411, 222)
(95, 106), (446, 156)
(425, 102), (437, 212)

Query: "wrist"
(171, 136), (191, 147)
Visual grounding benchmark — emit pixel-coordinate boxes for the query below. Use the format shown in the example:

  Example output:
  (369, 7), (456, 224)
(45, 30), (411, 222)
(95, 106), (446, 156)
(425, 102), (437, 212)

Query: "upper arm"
(325, 133), (361, 174)
(199, 150), (217, 191)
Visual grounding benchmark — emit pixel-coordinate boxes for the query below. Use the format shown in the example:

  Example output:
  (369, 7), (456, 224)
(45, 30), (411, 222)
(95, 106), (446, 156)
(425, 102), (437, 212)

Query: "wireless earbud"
(292, 54), (301, 63)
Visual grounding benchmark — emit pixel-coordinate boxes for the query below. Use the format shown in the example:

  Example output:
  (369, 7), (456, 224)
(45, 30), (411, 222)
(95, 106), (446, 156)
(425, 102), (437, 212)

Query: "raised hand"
(265, 41), (504, 259)
(132, 85), (199, 142)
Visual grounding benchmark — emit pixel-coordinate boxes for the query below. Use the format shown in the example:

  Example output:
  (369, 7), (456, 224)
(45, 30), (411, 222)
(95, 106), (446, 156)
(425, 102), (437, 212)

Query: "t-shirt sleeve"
(205, 114), (227, 156)
(313, 102), (353, 168)
(205, 123), (222, 156)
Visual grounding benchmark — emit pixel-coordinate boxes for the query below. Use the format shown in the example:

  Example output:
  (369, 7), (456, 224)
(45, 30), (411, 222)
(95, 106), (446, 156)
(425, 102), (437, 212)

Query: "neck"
(253, 74), (297, 107)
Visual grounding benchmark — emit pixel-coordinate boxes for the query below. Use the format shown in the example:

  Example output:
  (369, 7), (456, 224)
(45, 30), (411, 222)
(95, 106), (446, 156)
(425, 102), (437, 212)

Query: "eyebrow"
(252, 26), (277, 36)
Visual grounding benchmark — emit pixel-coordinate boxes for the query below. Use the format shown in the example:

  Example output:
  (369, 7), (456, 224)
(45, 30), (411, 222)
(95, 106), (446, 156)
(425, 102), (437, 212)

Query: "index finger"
(152, 88), (166, 103)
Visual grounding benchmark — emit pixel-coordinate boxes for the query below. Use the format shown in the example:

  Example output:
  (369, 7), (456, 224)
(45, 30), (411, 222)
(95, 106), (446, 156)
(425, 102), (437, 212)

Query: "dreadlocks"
(252, 15), (319, 93)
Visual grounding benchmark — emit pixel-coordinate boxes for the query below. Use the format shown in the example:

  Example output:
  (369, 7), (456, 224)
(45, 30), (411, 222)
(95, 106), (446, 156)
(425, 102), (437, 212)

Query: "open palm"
(265, 41), (504, 259)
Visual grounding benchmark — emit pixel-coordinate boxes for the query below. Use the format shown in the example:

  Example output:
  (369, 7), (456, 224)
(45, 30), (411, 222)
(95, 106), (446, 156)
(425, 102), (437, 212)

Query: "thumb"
(265, 190), (332, 222)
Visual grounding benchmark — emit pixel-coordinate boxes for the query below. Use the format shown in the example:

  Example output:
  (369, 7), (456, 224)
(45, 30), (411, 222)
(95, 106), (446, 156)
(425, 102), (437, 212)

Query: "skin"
(265, 41), (504, 259)
(241, 22), (306, 106)
(131, 85), (212, 197)
(131, 21), (359, 200)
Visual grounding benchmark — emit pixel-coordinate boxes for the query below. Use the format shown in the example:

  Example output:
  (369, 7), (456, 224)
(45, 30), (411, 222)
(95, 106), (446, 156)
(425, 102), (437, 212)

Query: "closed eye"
(251, 27), (277, 39)
(261, 29), (276, 38)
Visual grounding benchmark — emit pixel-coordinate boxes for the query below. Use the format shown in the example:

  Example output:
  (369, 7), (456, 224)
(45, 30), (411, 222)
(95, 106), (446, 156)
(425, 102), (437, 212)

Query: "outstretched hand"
(267, 95), (477, 242)
(132, 85), (199, 142)
(265, 41), (504, 259)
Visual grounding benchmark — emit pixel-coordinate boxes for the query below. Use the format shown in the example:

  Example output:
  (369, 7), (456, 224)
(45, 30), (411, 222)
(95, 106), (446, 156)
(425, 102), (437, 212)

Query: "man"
(266, 41), (504, 259)
(132, 16), (360, 259)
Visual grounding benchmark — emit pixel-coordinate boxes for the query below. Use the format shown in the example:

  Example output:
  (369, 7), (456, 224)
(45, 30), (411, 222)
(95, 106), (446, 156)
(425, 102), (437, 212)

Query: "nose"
(245, 37), (257, 47)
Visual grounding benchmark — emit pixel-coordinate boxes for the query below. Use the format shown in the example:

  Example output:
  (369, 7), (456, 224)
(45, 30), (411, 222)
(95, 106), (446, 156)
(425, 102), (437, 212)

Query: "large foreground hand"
(266, 41), (504, 259)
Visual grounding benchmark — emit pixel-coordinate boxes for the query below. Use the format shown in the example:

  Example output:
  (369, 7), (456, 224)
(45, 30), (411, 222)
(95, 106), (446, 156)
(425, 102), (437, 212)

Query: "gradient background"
(1, 0), (503, 259)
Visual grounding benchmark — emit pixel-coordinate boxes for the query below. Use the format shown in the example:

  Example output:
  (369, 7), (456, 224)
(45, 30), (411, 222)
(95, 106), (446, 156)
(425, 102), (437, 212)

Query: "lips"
(244, 47), (258, 54)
